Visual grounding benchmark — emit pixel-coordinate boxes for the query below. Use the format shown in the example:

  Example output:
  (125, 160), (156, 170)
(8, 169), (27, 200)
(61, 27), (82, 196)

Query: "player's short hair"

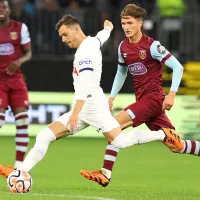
(120, 4), (146, 20)
(55, 15), (80, 30)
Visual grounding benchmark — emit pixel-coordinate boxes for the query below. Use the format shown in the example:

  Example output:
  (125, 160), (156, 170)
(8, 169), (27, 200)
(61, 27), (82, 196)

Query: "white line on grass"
(0, 191), (118, 200)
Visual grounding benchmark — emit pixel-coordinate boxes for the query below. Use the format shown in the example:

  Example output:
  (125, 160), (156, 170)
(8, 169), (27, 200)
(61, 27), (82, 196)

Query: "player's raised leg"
(18, 110), (86, 173)
(0, 125), (58, 178)
(80, 110), (184, 187)
(0, 111), (87, 178)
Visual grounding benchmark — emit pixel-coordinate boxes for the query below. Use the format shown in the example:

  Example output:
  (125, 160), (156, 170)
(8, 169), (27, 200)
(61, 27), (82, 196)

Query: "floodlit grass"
(1, 137), (200, 200)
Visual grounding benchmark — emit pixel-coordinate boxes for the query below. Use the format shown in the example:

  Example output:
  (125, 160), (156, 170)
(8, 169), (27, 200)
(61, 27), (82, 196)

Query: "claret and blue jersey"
(116, 34), (183, 100)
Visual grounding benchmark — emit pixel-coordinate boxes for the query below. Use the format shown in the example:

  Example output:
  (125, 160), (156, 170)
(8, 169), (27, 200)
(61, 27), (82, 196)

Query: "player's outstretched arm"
(162, 56), (184, 111)
(95, 20), (114, 47)
(150, 41), (184, 111)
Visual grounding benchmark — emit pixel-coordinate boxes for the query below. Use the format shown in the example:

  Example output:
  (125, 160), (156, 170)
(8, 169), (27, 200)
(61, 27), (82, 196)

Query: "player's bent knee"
(104, 126), (121, 143)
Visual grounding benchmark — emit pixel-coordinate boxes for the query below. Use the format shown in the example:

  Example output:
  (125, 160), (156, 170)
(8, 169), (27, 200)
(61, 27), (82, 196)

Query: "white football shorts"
(55, 110), (120, 135)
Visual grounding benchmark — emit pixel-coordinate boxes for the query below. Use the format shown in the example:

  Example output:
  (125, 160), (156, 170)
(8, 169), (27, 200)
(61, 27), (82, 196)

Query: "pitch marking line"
(0, 191), (118, 200)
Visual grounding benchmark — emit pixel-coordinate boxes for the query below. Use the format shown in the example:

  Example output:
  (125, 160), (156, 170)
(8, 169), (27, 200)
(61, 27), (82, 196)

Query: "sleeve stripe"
(79, 67), (94, 73)
(118, 61), (126, 66)
(161, 53), (172, 65)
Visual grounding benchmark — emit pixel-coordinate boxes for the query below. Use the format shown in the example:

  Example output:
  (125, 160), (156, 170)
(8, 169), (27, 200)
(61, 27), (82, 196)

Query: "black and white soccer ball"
(7, 169), (32, 193)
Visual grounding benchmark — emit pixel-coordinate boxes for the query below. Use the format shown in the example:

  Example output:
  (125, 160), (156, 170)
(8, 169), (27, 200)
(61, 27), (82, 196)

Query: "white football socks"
(18, 128), (56, 172)
(111, 129), (165, 149)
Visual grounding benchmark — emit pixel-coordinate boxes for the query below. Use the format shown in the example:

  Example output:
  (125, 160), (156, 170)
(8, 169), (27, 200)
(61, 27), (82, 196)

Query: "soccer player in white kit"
(0, 15), (181, 181)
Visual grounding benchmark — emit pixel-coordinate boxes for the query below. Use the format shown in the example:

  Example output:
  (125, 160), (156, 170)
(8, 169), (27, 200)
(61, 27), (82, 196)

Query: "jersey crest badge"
(10, 32), (18, 40)
(139, 50), (146, 59)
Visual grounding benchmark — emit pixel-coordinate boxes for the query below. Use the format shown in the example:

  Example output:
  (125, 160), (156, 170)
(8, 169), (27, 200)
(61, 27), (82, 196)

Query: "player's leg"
(94, 112), (134, 184)
(83, 111), (133, 185)
(107, 98), (182, 148)
(80, 111), (120, 187)
(152, 113), (200, 155)
(18, 122), (65, 173)
(18, 111), (88, 173)
(80, 97), (182, 186)
(0, 123), (58, 178)
(12, 107), (29, 169)
(0, 111), (88, 178)
(9, 78), (30, 169)
(80, 105), (165, 187)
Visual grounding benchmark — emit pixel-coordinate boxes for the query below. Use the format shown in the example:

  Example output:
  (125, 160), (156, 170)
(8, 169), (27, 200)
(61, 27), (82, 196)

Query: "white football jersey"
(72, 32), (110, 113)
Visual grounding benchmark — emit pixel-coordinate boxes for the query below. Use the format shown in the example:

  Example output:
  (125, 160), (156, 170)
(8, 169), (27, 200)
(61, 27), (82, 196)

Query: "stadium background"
(1, 0), (199, 139)
(1, 1), (200, 200)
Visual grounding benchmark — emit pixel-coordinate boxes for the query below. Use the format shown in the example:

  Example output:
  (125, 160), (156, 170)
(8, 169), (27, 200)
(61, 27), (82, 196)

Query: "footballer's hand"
(162, 93), (175, 111)
(108, 97), (115, 111)
(6, 60), (21, 75)
(66, 113), (79, 133)
(104, 20), (114, 31)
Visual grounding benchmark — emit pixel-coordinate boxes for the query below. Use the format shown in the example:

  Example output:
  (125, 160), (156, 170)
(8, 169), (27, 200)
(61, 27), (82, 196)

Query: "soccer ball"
(7, 169), (32, 193)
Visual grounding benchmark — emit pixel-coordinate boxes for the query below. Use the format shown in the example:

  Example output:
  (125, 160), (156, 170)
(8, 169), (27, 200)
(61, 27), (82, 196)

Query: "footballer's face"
(0, 1), (10, 23)
(58, 24), (79, 49)
(121, 16), (142, 38)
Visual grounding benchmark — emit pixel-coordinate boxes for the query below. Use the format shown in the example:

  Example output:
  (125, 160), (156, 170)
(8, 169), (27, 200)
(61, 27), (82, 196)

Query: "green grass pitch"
(0, 136), (200, 200)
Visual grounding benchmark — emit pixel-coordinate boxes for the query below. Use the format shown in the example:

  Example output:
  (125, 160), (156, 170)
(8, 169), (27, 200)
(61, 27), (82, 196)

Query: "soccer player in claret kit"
(80, 4), (200, 187)
(0, 15), (182, 181)
(0, 0), (32, 169)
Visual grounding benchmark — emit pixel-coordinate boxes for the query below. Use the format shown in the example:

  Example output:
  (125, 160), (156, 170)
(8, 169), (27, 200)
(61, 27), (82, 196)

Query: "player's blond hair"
(55, 15), (80, 30)
(120, 4), (146, 20)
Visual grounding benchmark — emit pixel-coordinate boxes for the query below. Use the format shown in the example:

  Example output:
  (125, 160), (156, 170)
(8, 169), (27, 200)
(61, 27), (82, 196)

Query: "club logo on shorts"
(139, 50), (146, 59)
(10, 32), (18, 40)
(128, 62), (147, 76)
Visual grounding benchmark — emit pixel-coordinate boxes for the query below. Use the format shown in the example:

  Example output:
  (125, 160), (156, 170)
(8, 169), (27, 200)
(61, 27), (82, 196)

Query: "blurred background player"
(0, 0), (32, 168)
(0, 15), (181, 180)
(80, 4), (200, 187)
